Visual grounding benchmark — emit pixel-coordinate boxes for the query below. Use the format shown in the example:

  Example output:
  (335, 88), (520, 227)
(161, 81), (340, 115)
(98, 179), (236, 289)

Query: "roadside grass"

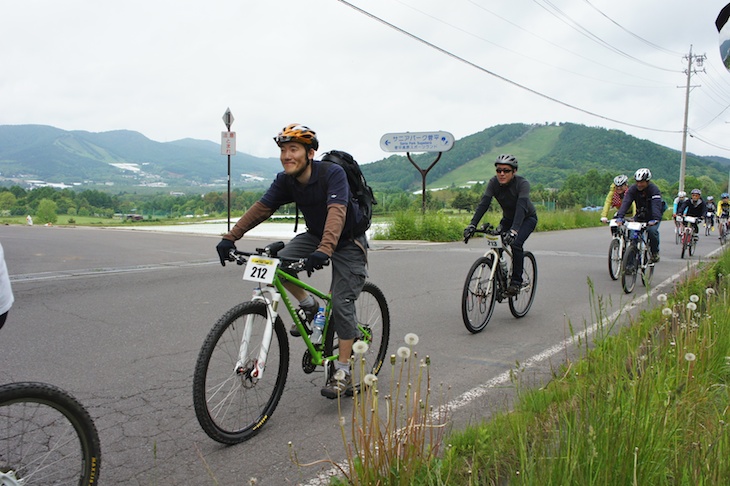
(307, 250), (730, 484)
(429, 252), (730, 484)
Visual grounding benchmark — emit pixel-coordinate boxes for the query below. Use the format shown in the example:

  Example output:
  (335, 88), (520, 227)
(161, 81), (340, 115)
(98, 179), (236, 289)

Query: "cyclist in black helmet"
(463, 154), (538, 297)
(615, 168), (663, 262)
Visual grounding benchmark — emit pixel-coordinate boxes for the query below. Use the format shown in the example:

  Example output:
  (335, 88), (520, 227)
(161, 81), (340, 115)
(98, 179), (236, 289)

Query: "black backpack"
(292, 150), (377, 237)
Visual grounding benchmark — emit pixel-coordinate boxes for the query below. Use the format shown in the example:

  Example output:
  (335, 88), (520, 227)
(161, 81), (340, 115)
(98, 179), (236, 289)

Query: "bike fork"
(235, 288), (280, 381)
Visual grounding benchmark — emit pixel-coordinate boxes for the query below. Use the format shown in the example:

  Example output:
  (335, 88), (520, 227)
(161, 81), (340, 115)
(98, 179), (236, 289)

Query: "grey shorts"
(279, 232), (368, 340)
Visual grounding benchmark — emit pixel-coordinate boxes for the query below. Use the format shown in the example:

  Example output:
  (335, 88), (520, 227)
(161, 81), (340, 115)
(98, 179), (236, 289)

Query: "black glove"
(216, 239), (236, 266)
(305, 251), (329, 277)
(463, 224), (476, 242)
(502, 231), (516, 246)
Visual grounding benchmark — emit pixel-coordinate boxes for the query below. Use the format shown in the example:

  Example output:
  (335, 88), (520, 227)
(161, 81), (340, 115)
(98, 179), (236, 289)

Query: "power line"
(336, 0), (682, 134)
(580, 0), (684, 56)
(464, 0), (675, 87)
(532, 0), (681, 73)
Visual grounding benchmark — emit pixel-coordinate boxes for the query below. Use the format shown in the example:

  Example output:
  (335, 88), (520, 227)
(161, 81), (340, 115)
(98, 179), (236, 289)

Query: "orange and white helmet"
(273, 123), (319, 150)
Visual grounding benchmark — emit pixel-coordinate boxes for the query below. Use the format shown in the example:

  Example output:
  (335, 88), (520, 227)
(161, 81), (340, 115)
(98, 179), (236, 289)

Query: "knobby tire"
(193, 301), (289, 444)
(608, 238), (622, 281)
(323, 281), (390, 387)
(0, 381), (101, 485)
(509, 251), (537, 318)
(461, 255), (497, 333)
(622, 244), (639, 294)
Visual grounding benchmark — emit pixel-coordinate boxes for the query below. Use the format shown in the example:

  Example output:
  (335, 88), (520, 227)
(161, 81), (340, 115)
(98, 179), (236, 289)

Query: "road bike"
(0, 381), (101, 485)
(621, 221), (655, 294)
(678, 215), (699, 259)
(704, 211), (715, 236)
(674, 215), (683, 245)
(720, 215), (729, 246)
(461, 223), (537, 334)
(192, 241), (390, 444)
(607, 218), (629, 281)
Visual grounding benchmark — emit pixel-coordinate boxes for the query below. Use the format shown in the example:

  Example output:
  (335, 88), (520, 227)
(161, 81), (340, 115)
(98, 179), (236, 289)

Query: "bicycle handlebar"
(464, 223), (503, 244)
(227, 245), (329, 273)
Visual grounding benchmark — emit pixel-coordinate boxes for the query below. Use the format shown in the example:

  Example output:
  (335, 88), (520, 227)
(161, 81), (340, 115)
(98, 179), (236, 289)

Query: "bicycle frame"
(234, 253), (334, 382)
(472, 229), (513, 298)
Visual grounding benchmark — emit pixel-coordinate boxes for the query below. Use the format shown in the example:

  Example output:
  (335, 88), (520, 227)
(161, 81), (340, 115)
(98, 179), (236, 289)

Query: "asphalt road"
(0, 222), (719, 485)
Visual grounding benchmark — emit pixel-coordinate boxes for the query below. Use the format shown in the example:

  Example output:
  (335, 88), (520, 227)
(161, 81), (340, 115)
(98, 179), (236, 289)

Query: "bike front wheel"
(193, 301), (289, 444)
(0, 381), (101, 485)
(461, 255), (497, 333)
(324, 281), (390, 381)
(509, 251), (537, 318)
(690, 234), (697, 256)
(642, 249), (655, 287)
(681, 232), (690, 259)
(608, 238), (622, 280)
(621, 244), (639, 294)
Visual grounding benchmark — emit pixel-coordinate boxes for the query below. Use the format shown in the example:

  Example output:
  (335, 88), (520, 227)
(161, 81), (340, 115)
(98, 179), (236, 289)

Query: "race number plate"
(626, 222), (642, 231)
(484, 233), (503, 249)
(243, 256), (279, 284)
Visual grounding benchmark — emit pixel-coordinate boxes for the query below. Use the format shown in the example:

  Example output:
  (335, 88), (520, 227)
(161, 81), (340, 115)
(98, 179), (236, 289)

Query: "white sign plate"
(379, 131), (454, 153)
(243, 256), (279, 284)
(221, 131), (236, 155)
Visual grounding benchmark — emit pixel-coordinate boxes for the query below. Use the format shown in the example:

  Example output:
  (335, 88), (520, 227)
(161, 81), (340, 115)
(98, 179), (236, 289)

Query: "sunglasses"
(495, 168), (513, 174)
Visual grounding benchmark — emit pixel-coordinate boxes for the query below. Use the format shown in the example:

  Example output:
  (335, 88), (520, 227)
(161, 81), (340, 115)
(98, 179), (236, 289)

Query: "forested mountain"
(0, 124), (281, 188)
(360, 123), (730, 191)
(1, 123), (727, 194)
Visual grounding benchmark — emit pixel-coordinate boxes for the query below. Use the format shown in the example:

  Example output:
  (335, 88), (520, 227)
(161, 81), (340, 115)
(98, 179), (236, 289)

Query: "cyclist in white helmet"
(615, 168), (663, 262)
(600, 174), (635, 223)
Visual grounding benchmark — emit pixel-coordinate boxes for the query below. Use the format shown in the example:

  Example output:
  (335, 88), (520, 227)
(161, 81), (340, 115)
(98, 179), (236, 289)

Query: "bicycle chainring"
(302, 349), (316, 374)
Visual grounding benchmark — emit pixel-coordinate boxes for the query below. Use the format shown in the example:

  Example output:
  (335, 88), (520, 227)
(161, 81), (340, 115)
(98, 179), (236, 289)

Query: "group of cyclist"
(601, 168), (730, 260)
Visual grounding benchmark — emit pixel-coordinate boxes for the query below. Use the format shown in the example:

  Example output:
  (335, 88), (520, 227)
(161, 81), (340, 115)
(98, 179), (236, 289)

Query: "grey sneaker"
(290, 300), (318, 337)
(321, 369), (353, 399)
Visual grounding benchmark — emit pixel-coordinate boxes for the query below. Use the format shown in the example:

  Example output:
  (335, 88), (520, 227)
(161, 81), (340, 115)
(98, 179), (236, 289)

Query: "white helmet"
(613, 174), (628, 186)
(677, 191), (687, 198)
(634, 168), (652, 181)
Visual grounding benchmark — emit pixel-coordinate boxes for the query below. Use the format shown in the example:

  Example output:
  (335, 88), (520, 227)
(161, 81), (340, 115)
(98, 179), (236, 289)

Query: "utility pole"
(678, 45), (706, 193)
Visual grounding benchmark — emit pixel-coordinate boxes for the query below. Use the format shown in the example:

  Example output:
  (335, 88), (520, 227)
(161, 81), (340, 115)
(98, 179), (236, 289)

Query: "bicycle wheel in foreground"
(0, 382), (101, 485)
(325, 281), (391, 384)
(193, 301), (289, 444)
(608, 239), (622, 281)
(621, 245), (639, 294)
(461, 255), (497, 333)
(509, 251), (538, 318)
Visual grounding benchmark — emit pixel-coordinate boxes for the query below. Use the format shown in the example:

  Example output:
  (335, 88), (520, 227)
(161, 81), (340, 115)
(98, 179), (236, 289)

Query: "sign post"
(221, 108), (235, 231)
(379, 131), (454, 213)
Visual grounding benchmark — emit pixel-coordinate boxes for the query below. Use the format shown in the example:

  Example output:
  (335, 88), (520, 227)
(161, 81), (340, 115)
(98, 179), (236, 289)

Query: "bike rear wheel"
(193, 301), (289, 444)
(0, 381), (101, 485)
(324, 281), (390, 386)
(621, 244), (639, 294)
(690, 233), (697, 256)
(608, 238), (622, 280)
(509, 251), (537, 318)
(641, 249), (654, 287)
(461, 255), (497, 333)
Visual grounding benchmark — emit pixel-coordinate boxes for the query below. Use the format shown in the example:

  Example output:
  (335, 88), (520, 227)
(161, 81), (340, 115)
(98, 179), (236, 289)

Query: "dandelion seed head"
(689, 294), (699, 303)
(662, 307), (673, 316)
(334, 369), (346, 381)
(404, 333), (419, 345)
(687, 302), (697, 311)
(352, 341), (369, 355)
(657, 293), (668, 302)
(685, 353), (696, 362)
(706, 288), (716, 296)
(397, 346), (411, 359)
(363, 374), (377, 386)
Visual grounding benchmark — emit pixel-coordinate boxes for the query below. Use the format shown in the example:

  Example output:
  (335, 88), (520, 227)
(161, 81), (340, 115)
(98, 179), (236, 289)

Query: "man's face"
(495, 164), (516, 185)
(691, 193), (700, 202)
(279, 142), (311, 176)
(636, 180), (648, 191)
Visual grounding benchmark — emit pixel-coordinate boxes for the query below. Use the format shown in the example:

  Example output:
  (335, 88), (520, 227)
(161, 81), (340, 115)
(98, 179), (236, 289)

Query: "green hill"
(360, 123), (730, 191)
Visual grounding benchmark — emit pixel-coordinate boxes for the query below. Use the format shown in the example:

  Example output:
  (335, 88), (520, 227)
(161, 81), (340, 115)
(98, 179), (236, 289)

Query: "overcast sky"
(2, 0), (730, 165)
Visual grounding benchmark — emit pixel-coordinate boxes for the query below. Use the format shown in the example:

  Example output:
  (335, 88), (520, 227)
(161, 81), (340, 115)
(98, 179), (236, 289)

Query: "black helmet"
(495, 154), (518, 169)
